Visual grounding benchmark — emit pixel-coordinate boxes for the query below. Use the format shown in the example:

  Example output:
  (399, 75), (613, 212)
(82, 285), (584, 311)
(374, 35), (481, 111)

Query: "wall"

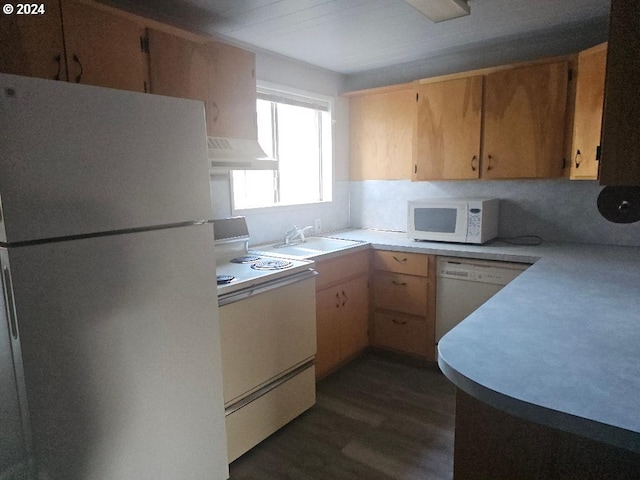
(209, 50), (350, 246)
(350, 179), (640, 247)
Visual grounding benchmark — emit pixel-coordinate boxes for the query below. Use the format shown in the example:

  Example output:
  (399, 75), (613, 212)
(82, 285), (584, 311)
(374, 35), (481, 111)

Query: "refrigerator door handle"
(2, 267), (18, 340)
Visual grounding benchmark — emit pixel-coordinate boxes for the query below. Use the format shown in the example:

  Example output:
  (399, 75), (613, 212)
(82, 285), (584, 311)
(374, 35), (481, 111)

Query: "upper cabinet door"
(60, 0), (149, 92)
(147, 29), (210, 102)
(349, 88), (414, 180)
(483, 62), (569, 179)
(148, 30), (258, 139)
(413, 76), (483, 181)
(599, 0), (640, 186)
(0, 0), (67, 81)
(570, 43), (607, 180)
(209, 42), (257, 140)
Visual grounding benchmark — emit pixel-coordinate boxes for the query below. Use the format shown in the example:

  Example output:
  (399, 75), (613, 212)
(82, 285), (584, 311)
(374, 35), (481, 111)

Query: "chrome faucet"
(283, 225), (314, 245)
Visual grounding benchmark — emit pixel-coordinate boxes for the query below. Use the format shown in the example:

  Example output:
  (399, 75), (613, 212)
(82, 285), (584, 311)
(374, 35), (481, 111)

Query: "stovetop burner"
(216, 274), (236, 285)
(250, 259), (294, 271)
(230, 255), (262, 264)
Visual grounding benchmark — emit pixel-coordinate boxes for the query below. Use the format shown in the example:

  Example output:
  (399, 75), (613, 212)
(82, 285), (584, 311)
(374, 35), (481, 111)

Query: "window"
(231, 85), (332, 210)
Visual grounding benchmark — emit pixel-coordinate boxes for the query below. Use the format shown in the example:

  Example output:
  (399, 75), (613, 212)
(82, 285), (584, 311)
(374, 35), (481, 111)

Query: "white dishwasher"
(435, 257), (528, 343)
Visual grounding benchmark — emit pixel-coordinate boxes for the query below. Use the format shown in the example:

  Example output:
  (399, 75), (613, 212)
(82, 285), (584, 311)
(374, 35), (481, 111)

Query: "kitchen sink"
(252, 237), (365, 259)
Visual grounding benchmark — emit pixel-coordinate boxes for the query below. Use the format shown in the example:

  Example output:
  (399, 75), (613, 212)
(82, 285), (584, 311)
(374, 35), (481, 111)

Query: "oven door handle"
(218, 268), (318, 306)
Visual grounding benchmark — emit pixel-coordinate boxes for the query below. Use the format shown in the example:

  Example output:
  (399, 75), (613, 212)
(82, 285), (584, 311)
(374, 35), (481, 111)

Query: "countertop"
(325, 229), (640, 452)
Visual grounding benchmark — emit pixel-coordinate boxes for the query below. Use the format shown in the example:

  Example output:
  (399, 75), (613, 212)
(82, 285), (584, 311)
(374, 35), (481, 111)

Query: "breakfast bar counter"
(326, 229), (640, 465)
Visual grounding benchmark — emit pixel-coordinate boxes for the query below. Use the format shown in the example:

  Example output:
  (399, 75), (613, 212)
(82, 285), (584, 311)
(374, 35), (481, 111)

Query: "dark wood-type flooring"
(229, 353), (456, 480)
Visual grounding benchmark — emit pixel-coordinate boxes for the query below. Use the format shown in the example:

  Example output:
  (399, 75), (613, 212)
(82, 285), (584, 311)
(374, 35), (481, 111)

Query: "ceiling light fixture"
(405, 0), (470, 23)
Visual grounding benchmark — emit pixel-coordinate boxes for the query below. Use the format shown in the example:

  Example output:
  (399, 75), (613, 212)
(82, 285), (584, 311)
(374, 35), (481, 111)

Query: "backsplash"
(350, 179), (640, 247)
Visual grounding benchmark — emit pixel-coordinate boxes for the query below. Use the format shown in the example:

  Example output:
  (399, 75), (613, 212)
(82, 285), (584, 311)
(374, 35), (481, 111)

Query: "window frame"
(230, 81), (334, 214)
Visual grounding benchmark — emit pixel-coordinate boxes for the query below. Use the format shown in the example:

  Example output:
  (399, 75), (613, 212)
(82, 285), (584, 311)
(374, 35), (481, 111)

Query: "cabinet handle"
(574, 149), (582, 169)
(335, 292), (340, 309)
(392, 319), (407, 326)
(54, 54), (62, 81)
(341, 290), (348, 306)
(471, 155), (477, 172)
(392, 256), (407, 263)
(487, 154), (493, 171)
(391, 280), (407, 286)
(72, 54), (83, 83)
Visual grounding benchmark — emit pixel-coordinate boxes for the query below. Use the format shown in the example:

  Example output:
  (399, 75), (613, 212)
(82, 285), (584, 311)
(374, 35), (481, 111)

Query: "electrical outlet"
(314, 218), (321, 234)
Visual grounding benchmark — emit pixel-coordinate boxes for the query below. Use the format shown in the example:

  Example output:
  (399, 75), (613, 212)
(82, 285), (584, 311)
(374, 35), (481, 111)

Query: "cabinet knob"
(392, 319), (407, 326)
(341, 290), (348, 306)
(391, 280), (407, 286)
(335, 292), (340, 309)
(487, 154), (494, 171)
(471, 155), (477, 172)
(392, 256), (407, 263)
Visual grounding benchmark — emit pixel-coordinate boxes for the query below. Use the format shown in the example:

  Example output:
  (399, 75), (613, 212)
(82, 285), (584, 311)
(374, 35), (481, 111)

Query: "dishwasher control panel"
(438, 258), (528, 286)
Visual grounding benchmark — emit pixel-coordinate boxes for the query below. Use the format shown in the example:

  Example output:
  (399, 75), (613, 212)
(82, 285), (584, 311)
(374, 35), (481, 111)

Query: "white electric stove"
(213, 217), (315, 301)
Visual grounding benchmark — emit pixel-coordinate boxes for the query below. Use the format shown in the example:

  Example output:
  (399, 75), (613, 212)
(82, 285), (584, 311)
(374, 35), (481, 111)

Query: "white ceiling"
(106, 0), (611, 75)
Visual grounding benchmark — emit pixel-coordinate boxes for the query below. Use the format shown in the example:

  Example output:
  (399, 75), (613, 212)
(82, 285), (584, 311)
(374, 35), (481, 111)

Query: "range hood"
(208, 137), (277, 175)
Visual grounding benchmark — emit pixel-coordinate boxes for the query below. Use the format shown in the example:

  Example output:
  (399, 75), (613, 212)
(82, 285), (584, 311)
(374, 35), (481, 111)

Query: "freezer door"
(0, 250), (30, 479)
(0, 73), (212, 244)
(6, 225), (228, 480)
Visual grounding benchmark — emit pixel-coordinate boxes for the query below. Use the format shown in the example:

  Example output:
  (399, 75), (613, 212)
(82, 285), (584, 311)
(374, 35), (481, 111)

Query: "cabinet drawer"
(372, 312), (429, 357)
(373, 250), (430, 277)
(372, 272), (428, 317)
(315, 250), (369, 290)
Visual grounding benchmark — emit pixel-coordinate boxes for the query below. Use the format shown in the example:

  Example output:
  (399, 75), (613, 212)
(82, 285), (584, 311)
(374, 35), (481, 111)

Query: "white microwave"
(408, 198), (499, 244)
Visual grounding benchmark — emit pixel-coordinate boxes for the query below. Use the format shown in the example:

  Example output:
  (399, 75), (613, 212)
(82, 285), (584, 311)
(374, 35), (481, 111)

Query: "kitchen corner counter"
(326, 229), (640, 453)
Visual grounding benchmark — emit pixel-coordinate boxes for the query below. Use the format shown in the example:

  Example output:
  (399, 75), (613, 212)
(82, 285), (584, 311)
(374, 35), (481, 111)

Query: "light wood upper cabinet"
(211, 42), (257, 140)
(0, 0), (67, 81)
(0, 0), (149, 92)
(148, 29), (210, 101)
(60, 0), (149, 92)
(483, 61), (569, 179)
(570, 43), (607, 180)
(413, 75), (483, 180)
(599, 0), (640, 186)
(349, 86), (414, 180)
(148, 30), (257, 139)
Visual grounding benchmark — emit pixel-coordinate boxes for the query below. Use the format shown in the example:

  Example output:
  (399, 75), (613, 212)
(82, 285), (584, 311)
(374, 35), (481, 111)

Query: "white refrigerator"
(0, 73), (228, 479)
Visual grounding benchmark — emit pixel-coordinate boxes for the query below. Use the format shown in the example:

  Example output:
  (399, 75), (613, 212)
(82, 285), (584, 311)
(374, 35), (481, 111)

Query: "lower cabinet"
(371, 250), (436, 361)
(314, 250), (369, 379)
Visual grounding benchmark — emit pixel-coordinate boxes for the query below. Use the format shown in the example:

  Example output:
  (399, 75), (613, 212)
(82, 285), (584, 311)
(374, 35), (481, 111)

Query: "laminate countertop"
(326, 229), (640, 453)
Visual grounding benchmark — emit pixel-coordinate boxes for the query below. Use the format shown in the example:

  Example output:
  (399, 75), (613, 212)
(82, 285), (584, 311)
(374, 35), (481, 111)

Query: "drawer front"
(372, 312), (429, 358)
(373, 250), (430, 277)
(373, 272), (428, 317)
(225, 366), (316, 462)
(315, 250), (369, 290)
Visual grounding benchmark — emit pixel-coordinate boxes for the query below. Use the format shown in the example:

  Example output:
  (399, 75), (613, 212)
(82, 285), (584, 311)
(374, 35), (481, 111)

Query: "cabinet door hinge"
(140, 36), (150, 54)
